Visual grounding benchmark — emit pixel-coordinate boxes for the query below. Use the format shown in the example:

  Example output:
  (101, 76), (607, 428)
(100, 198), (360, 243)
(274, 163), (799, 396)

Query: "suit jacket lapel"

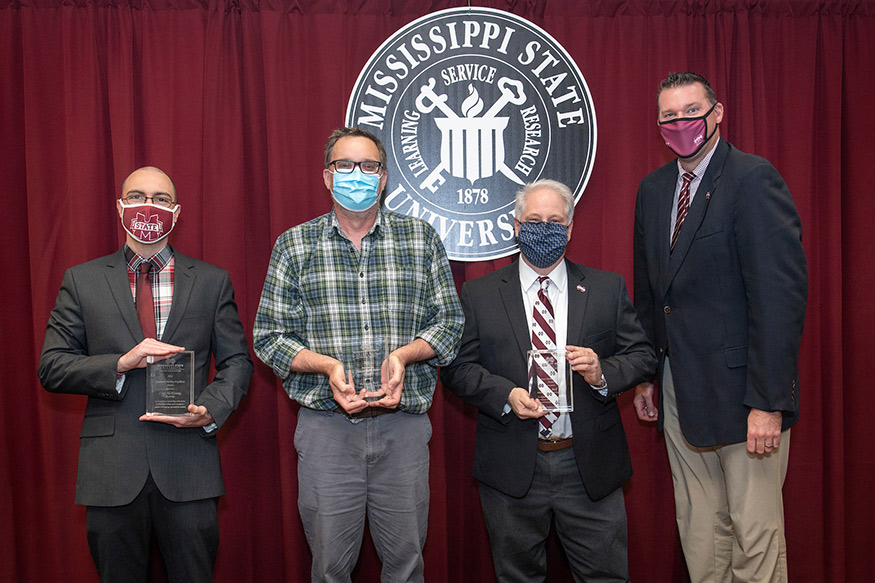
(105, 248), (144, 342)
(654, 168), (677, 298)
(665, 140), (729, 290)
(162, 252), (195, 341)
(566, 261), (589, 344)
(498, 261), (532, 362)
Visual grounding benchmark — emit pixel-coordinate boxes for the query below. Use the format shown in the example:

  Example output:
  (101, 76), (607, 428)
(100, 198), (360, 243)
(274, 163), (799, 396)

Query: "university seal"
(347, 7), (596, 261)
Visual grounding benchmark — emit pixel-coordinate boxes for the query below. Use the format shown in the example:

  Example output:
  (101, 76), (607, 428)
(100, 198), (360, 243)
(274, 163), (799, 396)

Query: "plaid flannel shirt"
(253, 209), (464, 415)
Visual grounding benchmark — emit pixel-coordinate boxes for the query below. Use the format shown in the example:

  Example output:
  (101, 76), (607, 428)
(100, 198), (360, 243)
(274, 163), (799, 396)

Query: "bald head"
(121, 166), (177, 202)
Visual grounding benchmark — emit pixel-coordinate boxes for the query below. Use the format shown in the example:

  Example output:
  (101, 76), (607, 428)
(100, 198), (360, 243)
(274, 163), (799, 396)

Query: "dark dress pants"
(86, 473), (219, 583)
(478, 447), (629, 583)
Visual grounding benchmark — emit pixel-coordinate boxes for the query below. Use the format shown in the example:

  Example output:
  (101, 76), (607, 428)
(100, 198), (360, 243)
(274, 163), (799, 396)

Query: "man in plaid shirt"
(253, 127), (463, 582)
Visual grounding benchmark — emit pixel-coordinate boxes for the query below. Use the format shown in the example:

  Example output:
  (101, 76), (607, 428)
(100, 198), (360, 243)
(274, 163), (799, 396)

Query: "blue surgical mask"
(331, 169), (381, 212)
(517, 221), (569, 269)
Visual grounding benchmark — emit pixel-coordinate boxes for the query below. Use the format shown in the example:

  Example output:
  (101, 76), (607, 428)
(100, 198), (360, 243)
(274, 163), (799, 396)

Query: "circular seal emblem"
(346, 7), (596, 261)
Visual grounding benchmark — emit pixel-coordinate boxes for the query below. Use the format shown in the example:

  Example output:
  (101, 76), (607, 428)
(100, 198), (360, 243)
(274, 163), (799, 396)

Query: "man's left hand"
(367, 352), (404, 409)
(566, 345), (603, 386)
(747, 408), (782, 454)
(139, 404), (214, 428)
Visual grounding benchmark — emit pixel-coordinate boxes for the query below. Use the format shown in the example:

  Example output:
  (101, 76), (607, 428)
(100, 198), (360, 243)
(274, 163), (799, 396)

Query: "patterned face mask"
(516, 220), (568, 269)
(119, 201), (178, 244)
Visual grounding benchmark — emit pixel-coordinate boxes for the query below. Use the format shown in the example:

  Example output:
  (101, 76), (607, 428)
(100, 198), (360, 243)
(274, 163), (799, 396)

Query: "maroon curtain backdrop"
(2, 1), (873, 581)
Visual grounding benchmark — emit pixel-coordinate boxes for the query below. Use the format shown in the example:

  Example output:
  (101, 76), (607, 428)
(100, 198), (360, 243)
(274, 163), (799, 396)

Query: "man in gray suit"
(38, 166), (253, 583)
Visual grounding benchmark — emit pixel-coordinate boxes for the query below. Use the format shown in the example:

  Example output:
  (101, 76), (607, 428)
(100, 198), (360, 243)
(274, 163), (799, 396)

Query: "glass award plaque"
(527, 349), (574, 413)
(345, 337), (389, 402)
(146, 351), (195, 416)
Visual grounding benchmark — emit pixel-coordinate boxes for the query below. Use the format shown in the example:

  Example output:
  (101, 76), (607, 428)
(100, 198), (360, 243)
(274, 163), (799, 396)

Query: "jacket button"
(663, 306), (671, 313)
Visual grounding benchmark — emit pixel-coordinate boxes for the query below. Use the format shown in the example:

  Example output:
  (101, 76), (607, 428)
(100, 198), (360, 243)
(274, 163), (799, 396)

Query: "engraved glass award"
(527, 349), (574, 413)
(345, 337), (389, 402)
(146, 351), (195, 416)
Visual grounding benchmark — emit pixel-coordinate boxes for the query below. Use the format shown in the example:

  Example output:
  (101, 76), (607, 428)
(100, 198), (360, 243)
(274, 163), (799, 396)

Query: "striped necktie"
(671, 171), (695, 253)
(531, 276), (559, 437)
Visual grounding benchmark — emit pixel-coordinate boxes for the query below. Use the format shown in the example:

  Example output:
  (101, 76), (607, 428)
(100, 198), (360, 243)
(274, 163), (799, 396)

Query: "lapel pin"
(576, 285), (586, 293)
(705, 192), (711, 200)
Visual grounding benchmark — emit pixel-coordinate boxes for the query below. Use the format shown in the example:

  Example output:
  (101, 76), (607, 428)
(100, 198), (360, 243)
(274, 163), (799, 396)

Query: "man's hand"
(566, 344), (603, 386)
(633, 382), (657, 421)
(747, 408), (782, 454)
(139, 404), (214, 428)
(328, 361), (369, 415)
(365, 352), (404, 409)
(508, 387), (547, 420)
(118, 338), (185, 373)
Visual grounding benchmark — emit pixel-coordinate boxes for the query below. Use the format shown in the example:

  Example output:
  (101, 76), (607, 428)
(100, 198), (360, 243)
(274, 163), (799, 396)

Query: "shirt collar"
(124, 244), (173, 271)
(519, 257), (568, 294)
(328, 207), (385, 241)
(676, 137), (720, 179)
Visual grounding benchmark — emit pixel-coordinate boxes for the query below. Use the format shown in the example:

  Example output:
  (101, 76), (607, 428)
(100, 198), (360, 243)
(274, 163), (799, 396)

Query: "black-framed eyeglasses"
(121, 194), (176, 208)
(328, 159), (383, 175)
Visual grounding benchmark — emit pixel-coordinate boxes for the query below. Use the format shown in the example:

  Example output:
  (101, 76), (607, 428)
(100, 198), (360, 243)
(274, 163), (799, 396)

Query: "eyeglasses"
(121, 194), (176, 208)
(328, 160), (383, 175)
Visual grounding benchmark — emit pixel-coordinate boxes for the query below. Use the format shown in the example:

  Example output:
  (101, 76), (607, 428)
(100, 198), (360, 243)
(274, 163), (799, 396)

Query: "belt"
(335, 406), (399, 420)
(537, 437), (573, 452)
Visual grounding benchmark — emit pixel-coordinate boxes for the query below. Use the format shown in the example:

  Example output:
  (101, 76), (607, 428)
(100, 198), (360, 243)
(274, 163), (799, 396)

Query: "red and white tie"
(671, 171), (695, 253)
(531, 276), (559, 438)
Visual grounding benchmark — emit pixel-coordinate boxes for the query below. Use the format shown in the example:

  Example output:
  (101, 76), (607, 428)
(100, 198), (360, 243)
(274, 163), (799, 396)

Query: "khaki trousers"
(662, 357), (790, 583)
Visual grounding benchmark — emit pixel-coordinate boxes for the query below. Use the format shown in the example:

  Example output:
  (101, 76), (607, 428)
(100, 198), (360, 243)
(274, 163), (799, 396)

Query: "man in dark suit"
(38, 166), (253, 583)
(440, 179), (656, 583)
(632, 73), (808, 583)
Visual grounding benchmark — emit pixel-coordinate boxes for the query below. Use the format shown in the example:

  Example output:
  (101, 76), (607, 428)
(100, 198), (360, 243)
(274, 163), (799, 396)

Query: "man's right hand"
(633, 382), (658, 421)
(328, 361), (369, 415)
(508, 387), (547, 420)
(117, 339), (185, 373)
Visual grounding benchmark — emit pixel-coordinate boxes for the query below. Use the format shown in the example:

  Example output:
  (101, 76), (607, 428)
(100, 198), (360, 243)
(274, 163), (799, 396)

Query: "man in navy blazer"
(441, 180), (655, 582)
(632, 73), (808, 583)
(39, 167), (253, 583)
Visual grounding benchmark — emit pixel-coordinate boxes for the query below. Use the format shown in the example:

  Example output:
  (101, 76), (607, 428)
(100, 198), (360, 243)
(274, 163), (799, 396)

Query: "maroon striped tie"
(531, 276), (559, 437)
(671, 171), (695, 253)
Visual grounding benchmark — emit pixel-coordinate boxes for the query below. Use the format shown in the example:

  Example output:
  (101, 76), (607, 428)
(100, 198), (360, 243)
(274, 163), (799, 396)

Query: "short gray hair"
(514, 179), (575, 222)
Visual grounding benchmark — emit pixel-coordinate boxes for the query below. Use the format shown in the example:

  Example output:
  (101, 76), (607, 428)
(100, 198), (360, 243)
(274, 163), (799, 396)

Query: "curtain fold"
(2, 1), (872, 581)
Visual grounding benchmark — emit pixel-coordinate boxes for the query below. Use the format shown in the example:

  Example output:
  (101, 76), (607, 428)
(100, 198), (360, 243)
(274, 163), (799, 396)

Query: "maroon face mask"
(119, 202), (178, 244)
(658, 102), (717, 158)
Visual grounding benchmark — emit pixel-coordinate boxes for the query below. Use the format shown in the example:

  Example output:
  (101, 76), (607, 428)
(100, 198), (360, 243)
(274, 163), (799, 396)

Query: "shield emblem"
(435, 116), (509, 184)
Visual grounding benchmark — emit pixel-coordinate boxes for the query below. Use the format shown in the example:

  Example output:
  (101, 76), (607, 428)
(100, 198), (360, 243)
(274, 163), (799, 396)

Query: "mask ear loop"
(658, 101), (717, 128)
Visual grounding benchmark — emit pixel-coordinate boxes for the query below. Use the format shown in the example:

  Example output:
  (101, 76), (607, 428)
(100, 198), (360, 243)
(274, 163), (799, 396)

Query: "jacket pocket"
(724, 346), (748, 368)
(582, 328), (612, 347)
(597, 404), (622, 431)
(695, 221), (724, 239)
(80, 414), (115, 438)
